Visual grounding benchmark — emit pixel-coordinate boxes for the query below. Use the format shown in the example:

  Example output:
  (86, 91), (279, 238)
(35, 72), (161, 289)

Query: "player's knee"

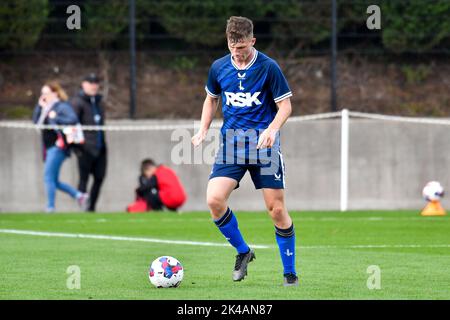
(268, 204), (286, 222)
(207, 194), (226, 218)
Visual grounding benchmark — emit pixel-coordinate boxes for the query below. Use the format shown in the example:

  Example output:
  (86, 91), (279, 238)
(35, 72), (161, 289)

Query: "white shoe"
(77, 193), (90, 211)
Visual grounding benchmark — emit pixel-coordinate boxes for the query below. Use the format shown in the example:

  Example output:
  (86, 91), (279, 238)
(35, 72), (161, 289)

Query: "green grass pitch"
(0, 210), (449, 300)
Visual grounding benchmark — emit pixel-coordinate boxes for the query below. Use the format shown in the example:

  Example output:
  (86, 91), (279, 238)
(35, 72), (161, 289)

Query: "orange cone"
(421, 200), (447, 216)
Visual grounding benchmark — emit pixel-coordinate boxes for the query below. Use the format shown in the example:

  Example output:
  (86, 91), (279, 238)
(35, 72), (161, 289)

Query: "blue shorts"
(209, 151), (286, 189)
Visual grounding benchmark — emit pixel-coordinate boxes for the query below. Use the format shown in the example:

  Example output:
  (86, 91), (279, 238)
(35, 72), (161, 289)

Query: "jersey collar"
(230, 48), (258, 70)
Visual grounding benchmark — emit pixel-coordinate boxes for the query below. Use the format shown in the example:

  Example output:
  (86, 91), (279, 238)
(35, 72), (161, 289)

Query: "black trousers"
(76, 147), (107, 211)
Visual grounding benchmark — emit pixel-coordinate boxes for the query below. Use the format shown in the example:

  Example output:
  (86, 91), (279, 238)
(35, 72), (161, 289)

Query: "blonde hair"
(226, 16), (254, 43)
(44, 81), (68, 101)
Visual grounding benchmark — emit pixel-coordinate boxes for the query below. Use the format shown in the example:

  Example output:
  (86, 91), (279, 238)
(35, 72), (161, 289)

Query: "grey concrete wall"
(0, 118), (449, 212)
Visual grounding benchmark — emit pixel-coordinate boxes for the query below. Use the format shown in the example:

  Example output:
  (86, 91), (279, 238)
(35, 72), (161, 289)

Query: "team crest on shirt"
(237, 72), (246, 91)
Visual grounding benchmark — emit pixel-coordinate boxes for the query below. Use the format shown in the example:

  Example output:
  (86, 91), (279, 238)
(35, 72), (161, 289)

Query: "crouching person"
(127, 159), (187, 212)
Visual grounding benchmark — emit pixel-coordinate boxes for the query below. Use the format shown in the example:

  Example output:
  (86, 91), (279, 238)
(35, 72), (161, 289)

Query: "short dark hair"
(141, 158), (156, 174)
(226, 16), (254, 43)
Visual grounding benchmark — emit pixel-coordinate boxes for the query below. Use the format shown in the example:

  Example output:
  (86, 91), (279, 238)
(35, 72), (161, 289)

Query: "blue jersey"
(205, 49), (292, 159)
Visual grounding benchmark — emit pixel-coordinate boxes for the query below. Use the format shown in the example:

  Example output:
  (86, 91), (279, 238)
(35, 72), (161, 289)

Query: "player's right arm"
(192, 62), (221, 147)
(191, 94), (219, 147)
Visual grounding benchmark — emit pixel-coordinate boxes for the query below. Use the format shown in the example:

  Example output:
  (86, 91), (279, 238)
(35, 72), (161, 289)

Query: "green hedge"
(0, 0), (448, 54)
(0, 0), (49, 50)
(73, 0), (128, 49)
(382, 0), (450, 53)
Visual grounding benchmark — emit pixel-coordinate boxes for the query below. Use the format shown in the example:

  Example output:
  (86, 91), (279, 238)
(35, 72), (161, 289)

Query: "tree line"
(0, 0), (449, 55)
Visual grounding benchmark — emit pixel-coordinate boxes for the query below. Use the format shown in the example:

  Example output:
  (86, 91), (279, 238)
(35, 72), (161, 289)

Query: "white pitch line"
(0, 229), (271, 249)
(0, 229), (448, 250)
(299, 244), (450, 249)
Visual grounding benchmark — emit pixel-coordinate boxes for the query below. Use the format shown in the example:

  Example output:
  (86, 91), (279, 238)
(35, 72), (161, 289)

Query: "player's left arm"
(257, 98), (292, 149)
(257, 61), (293, 149)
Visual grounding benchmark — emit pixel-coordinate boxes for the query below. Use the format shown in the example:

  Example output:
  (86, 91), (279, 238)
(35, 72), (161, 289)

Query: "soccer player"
(191, 16), (298, 286)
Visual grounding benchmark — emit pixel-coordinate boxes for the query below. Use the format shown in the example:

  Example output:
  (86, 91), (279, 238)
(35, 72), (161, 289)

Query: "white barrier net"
(1, 110), (450, 131)
(1, 110), (449, 212)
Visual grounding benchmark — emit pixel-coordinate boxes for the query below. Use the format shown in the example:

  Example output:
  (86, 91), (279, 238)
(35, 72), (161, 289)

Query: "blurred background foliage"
(0, 0), (49, 49)
(0, 0), (449, 119)
(0, 0), (448, 55)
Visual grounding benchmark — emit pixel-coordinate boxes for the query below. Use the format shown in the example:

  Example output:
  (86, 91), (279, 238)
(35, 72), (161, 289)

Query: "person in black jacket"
(70, 73), (107, 212)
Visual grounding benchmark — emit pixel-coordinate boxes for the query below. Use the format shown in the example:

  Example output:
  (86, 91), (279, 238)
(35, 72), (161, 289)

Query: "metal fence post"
(340, 109), (349, 211)
(129, 0), (137, 119)
(331, 0), (338, 112)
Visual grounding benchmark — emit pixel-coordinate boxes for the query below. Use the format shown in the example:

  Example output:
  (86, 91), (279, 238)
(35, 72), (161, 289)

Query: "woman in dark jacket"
(32, 81), (89, 213)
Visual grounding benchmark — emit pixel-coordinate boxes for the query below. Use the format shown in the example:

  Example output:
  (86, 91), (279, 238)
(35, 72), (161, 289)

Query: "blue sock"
(214, 208), (250, 254)
(275, 224), (296, 275)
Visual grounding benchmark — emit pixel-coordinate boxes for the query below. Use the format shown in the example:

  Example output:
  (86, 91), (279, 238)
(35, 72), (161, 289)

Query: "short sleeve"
(205, 64), (221, 98)
(268, 62), (293, 103)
